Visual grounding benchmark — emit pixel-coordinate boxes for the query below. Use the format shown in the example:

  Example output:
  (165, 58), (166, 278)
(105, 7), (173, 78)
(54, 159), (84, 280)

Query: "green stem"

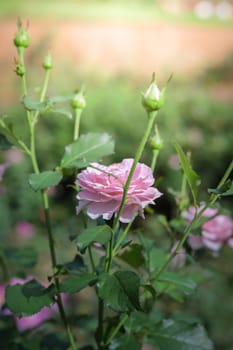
(42, 191), (76, 350)
(104, 110), (157, 274)
(151, 149), (159, 173)
(17, 49), (76, 349)
(210, 159), (233, 204)
(113, 110), (158, 229)
(154, 159), (233, 280)
(179, 169), (188, 212)
(97, 299), (105, 350)
(0, 252), (10, 282)
(153, 204), (207, 280)
(32, 68), (50, 125)
(73, 109), (82, 141)
(113, 219), (135, 256)
(18, 47), (31, 129)
(104, 314), (129, 347)
(88, 246), (96, 273)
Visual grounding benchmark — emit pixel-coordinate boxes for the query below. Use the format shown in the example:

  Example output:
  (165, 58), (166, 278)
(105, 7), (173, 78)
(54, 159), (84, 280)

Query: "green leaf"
(157, 271), (197, 295)
(5, 279), (54, 317)
(208, 180), (233, 197)
(76, 315), (98, 332)
(62, 254), (87, 275)
(146, 319), (213, 350)
(59, 273), (97, 294)
(49, 95), (73, 104)
(149, 247), (167, 273)
(29, 170), (63, 191)
(4, 246), (38, 267)
(141, 284), (157, 300)
(98, 271), (141, 313)
(173, 143), (201, 205)
(60, 133), (114, 168)
(0, 133), (13, 150)
(126, 310), (162, 333)
(118, 244), (144, 268)
(23, 96), (50, 112)
(50, 108), (72, 119)
(75, 225), (112, 253)
(110, 335), (141, 350)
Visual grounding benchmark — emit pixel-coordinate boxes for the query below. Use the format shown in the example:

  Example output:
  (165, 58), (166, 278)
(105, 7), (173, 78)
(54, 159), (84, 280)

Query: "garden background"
(0, 0), (233, 349)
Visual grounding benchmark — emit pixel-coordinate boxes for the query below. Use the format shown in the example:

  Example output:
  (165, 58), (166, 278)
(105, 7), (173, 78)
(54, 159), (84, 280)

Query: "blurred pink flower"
(0, 277), (67, 331)
(183, 204), (233, 252)
(4, 149), (24, 164)
(0, 163), (9, 181)
(14, 220), (35, 238)
(168, 153), (180, 170)
(170, 241), (186, 270)
(76, 158), (162, 223)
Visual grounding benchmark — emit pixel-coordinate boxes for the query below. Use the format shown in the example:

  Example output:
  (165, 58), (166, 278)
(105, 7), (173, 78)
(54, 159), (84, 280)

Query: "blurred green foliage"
(1, 0), (233, 26)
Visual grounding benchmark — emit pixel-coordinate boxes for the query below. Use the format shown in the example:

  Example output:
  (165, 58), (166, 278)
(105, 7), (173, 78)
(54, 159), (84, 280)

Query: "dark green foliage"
(5, 279), (54, 317)
(98, 271), (141, 313)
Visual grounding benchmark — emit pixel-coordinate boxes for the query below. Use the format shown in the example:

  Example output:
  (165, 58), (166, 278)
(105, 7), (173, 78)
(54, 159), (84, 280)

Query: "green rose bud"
(13, 20), (30, 48)
(15, 63), (26, 77)
(142, 73), (165, 112)
(70, 89), (86, 110)
(150, 125), (163, 151)
(42, 53), (53, 70)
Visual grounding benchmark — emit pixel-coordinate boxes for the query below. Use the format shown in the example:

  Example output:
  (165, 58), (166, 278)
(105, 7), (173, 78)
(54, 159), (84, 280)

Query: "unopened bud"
(15, 63), (26, 77)
(150, 126), (163, 150)
(142, 73), (165, 112)
(13, 20), (30, 48)
(43, 53), (53, 70)
(70, 89), (86, 110)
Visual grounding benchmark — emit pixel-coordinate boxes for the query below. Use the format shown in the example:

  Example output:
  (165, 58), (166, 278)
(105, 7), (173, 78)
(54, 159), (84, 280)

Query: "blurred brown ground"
(1, 19), (233, 105)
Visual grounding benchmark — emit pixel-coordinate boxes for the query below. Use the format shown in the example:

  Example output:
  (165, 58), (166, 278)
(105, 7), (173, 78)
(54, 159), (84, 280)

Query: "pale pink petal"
(202, 238), (222, 251)
(0, 163), (9, 181)
(120, 204), (141, 223)
(76, 200), (89, 215)
(87, 200), (119, 220)
(227, 238), (233, 248)
(188, 234), (204, 250)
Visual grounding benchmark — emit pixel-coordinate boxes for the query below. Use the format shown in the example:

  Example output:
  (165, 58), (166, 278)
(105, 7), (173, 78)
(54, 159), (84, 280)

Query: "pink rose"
(183, 204), (233, 252)
(76, 158), (162, 223)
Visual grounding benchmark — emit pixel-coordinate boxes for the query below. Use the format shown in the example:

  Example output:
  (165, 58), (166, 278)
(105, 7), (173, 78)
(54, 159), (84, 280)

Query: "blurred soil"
(1, 19), (233, 105)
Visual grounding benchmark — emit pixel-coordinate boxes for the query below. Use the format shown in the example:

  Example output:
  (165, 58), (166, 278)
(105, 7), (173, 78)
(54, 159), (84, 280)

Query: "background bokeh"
(0, 1), (233, 349)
